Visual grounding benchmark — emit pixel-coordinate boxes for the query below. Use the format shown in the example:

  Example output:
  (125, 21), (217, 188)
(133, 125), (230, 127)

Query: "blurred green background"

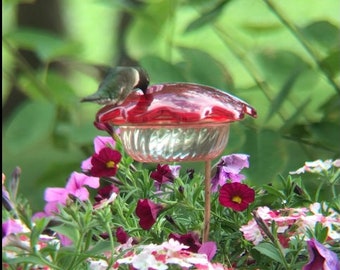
(2, 0), (340, 211)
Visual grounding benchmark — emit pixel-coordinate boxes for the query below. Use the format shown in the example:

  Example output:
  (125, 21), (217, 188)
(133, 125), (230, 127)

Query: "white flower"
(289, 159), (335, 174)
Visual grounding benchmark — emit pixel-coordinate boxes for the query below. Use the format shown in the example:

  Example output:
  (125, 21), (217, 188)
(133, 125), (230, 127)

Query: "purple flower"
(44, 172), (99, 214)
(303, 238), (340, 270)
(211, 154), (249, 192)
(2, 219), (24, 246)
(198, 241), (217, 261)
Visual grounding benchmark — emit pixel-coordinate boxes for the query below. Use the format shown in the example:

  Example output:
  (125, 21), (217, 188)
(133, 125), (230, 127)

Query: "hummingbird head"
(133, 67), (150, 94)
(81, 66), (150, 105)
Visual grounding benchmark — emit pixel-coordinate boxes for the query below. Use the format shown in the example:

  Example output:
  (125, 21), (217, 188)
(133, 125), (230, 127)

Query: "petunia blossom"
(302, 238), (340, 270)
(219, 182), (255, 212)
(169, 231), (202, 253)
(44, 172), (99, 214)
(90, 147), (122, 177)
(2, 219), (26, 246)
(151, 164), (181, 190)
(198, 241), (217, 261)
(93, 184), (119, 209)
(81, 135), (116, 172)
(135, 199), (163, 230)
(211, 154), (249, 192)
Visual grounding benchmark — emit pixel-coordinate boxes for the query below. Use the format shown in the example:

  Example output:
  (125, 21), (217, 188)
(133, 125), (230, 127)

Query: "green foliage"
(2, 0), (340, 211)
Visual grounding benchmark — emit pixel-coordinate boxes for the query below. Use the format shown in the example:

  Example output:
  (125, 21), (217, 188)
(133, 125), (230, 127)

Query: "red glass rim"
(96, 83), (257, 126)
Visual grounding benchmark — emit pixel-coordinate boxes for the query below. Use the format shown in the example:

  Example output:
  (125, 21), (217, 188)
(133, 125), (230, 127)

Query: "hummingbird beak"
(134, 67), (150, 94)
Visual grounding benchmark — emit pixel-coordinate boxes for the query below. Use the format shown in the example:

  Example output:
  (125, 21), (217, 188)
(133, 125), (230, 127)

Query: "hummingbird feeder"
(94, 82), (257, 242)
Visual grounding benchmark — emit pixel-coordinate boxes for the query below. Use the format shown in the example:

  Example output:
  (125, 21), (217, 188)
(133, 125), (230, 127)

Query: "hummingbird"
(81, 66), (150, 105)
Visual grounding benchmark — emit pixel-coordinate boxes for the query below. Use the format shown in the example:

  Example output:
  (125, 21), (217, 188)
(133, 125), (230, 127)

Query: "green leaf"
(320, 49), (340, 77)
(309, 121), (340, 151)
(301, 21), (340, 50)
(280, 98), (311, 132)
(185, 0), (231, 33)
(253, 242), (286, 265)
(88, 240), (112, 255)
(3, 101), (56, 154)
(265, 70), (301, 121)
(51, 224), (80, 243)
(5, 27), (80, 61)
(243, 129), (286, 185)
(140, 55), (187, 83)
(177, 47), (234, 90)
(30, 217), (50, 248)
(256, 50), (310, 87)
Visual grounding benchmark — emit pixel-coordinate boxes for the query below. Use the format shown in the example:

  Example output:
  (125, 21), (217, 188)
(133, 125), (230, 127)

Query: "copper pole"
(203, 159), (211, 242)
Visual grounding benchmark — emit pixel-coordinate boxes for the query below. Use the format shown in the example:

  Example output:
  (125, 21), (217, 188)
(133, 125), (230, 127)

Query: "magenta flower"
(169, 231), (202, 253)
(116, 226), (129, 244)
(90, 147), (122, 177)
(150, 164), (181, 190)
(93, 184), (119, 209)
(135, 199), (163, 230)
(303, 238), (340, 270)
(211, 154), (249, 192)
(81, 135), (116, 172)
(219, 182), (255, 212)
(44, 172), (100, 214)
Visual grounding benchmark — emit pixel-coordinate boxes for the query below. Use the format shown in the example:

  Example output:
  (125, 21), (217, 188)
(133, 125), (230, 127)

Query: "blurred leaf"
(241, 22), (282, 34)
(301, 20), (340, 50)
(45, 71), (78, 106)
(4, 101), (56, 153)
(256, 50), (310, 86)
(185, 0), (232, 33)
(320, 48), (340, 77)
(280, 98), (311, 132)
(5, 27), (80, 61)
(319, 94), (340, 123)
(243, 129), (286, 185)
(309, 121), (340, 152)
(17, 72), (50, 101)
(265, 70), (301, 121)
(140, 55), (187, 83)
(177, 47), (234, 90)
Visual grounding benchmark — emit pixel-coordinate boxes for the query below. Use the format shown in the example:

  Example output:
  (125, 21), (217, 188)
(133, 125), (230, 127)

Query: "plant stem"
(203, 160), (212, 242)
(263, 0), (340, 95)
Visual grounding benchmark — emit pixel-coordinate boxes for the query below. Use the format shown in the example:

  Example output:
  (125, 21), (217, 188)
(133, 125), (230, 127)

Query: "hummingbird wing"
(81, 67), (139, 105)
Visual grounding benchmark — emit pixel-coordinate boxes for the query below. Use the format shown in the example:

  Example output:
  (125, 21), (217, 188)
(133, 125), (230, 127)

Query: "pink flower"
(2, 219), (25, 246)
(135, 199), (163, 230)
(44, 172), (99, 214)
(240, 219), (263, 245)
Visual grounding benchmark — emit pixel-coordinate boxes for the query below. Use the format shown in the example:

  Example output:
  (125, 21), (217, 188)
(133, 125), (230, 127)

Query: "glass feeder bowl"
(95, 83), (257, 163)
